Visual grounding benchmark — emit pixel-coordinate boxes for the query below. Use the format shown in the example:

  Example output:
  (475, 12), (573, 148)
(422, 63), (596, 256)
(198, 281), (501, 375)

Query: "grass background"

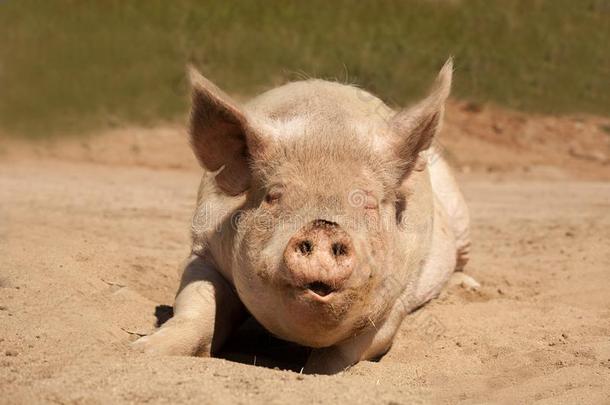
(1, 0), (609, 137)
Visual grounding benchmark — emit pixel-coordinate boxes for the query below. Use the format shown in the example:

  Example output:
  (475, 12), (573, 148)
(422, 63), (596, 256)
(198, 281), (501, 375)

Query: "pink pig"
(134, 59), (470, 374)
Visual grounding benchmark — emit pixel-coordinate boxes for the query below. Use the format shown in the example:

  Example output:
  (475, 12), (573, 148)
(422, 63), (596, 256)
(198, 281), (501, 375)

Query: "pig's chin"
(246, 285), (360, 348)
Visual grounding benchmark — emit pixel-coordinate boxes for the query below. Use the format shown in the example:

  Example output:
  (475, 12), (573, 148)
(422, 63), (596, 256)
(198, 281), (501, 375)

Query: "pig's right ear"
(187, 66), (266, 196)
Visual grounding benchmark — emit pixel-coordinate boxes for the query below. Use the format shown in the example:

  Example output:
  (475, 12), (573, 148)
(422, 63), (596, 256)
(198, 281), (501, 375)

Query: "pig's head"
(188, 61), (452, 347)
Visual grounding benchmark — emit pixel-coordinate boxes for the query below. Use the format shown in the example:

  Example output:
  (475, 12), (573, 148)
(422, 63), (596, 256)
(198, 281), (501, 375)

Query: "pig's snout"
(283, 219), (356, 299)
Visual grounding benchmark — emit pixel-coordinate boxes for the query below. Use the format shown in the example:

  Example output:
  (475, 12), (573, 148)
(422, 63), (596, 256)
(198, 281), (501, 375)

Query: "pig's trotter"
(132, 316), (212, 356)
(450, 271), (480, 291)
(132, 254), (245, 356)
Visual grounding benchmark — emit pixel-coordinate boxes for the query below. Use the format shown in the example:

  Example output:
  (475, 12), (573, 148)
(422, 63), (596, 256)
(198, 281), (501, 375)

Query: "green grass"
(1, 0), (608, 137)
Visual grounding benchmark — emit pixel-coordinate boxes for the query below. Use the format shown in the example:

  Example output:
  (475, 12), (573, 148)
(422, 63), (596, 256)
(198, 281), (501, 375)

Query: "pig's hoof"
(450, 272), (480, 291)
(131, 322), (209, 356)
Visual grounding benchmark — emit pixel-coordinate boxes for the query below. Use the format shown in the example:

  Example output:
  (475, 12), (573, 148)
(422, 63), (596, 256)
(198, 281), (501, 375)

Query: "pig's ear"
(187, 66), (266, 196)
(390, 58), (452, 176)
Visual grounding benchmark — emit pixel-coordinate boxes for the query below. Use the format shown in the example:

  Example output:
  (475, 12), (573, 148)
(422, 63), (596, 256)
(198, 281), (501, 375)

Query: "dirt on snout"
(1, 103), (609, 404)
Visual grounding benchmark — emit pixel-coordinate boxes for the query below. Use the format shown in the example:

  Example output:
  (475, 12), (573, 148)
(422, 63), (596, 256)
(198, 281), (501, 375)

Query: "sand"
(1, 102), (609, 404)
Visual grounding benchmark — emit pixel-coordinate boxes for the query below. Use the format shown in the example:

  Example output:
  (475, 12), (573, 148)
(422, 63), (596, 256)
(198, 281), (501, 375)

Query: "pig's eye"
(264, 189), (283, 204)
(364, 197), (379, 210)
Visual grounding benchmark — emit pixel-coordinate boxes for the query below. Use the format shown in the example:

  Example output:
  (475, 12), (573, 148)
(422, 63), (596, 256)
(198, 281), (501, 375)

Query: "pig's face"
(187, 61), (452, 347)
(232, 133), (404, 347)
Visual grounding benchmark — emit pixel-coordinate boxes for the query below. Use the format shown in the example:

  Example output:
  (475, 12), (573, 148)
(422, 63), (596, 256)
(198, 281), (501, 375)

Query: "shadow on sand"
(154, 305), (311, 372)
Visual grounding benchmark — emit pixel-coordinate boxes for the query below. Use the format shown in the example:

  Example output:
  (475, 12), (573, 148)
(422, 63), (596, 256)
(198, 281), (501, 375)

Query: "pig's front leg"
(303, 331), (379, 375)
(132, 254), (245, 356)
(303, 301), (406, 374)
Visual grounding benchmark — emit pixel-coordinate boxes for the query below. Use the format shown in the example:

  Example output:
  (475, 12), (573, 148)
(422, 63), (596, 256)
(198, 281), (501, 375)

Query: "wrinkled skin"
(134, 59), (471, 374)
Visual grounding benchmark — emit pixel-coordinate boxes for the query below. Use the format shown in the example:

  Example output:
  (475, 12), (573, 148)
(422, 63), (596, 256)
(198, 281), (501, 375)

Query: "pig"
(133, 58), (471, 374)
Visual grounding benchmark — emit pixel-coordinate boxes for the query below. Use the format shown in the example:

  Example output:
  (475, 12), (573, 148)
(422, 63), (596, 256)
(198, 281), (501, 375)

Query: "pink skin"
(134, 59), (471, 374)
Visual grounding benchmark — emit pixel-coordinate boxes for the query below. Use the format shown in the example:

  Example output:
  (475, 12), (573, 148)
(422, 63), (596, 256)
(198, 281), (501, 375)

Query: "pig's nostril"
(297, 240), (313, 256)
(305, 281), (335, 297)
(331, 242), (348, 257)
(312, 219), (338, 228)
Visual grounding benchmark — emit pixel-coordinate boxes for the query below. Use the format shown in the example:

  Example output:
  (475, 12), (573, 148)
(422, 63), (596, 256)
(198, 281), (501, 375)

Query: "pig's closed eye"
(364, 193), (379, 210)
(264, 189), (283, 204)
(364, 199), (378, 210)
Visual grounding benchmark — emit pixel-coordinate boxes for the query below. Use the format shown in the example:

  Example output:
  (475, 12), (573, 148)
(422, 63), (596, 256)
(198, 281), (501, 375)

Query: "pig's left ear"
(188, 66), (267, 196)
(390, 58), (452, 176)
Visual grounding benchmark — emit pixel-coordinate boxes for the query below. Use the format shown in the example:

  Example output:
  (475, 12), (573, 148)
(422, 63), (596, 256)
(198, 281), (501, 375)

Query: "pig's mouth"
(303, 281), (337, 298)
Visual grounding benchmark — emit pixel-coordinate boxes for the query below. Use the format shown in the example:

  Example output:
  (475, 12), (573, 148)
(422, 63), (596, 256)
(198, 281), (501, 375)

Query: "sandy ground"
(1, 103), (609, 404)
